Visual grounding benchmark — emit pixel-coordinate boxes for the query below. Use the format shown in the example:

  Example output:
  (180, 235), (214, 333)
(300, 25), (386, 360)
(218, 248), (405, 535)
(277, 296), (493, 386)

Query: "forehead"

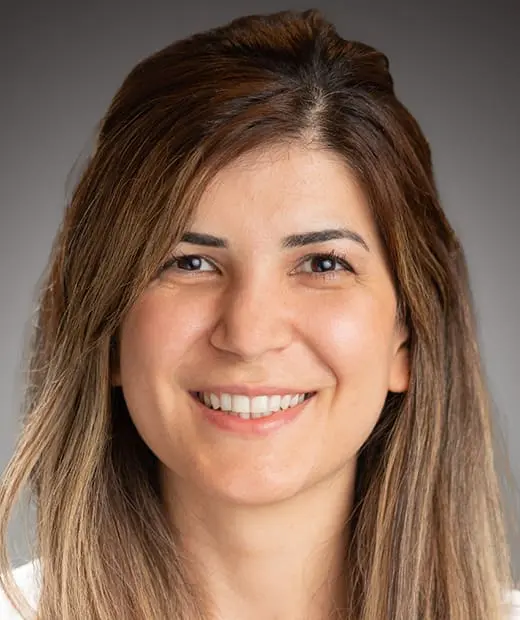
(191, 143), (379, 246)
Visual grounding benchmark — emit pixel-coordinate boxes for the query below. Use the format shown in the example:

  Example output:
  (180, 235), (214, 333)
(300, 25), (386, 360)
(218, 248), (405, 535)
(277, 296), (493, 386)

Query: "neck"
(161, 464), (356, 620)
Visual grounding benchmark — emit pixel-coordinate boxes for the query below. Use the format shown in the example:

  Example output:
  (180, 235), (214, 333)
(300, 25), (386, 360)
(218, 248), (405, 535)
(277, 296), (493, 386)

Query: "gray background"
(1, 0), (519, 571)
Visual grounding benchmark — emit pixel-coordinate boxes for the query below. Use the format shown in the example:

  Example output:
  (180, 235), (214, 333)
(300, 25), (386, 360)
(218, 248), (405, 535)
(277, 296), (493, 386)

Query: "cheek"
(308, 294), (397, 459)
(119, 290), (214, 379)
(309, 290), (397, 430)
(116, 291), (216, 456)
(309, 291), (396, 380)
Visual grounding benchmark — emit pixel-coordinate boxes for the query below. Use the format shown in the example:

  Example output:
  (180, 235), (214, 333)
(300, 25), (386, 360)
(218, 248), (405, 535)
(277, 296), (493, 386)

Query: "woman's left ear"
(389, 323), (410, 393)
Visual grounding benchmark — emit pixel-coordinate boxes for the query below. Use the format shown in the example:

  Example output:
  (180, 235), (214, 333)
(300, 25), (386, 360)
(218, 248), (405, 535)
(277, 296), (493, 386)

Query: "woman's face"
(113, 144), (409, 506)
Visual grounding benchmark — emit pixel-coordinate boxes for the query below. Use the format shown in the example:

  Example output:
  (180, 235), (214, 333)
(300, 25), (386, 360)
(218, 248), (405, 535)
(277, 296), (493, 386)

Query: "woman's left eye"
(295, 251), (355, 277)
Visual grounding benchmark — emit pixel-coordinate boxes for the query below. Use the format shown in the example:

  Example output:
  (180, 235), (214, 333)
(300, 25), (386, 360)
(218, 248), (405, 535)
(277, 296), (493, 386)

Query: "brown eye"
(308, 256), (337, 272)
(296, 251), (355, 276)
(161, 254), (217, 273)
(176, 256), (203, 271)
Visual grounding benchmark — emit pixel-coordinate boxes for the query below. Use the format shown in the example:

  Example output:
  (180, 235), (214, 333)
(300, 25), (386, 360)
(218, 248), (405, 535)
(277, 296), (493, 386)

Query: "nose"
(209, 275), (293, 362)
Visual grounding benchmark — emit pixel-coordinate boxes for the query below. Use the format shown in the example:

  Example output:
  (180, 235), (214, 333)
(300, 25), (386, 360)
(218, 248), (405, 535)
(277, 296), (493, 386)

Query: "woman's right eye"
(161, 254), (217, 273)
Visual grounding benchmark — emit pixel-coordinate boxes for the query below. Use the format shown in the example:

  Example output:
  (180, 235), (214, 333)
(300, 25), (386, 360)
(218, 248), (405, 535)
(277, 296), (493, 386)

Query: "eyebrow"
(180, 228), (370, 252)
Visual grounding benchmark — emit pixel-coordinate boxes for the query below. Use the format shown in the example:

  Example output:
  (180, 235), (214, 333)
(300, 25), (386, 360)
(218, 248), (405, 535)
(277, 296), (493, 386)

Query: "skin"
(112, 143), (409, 619)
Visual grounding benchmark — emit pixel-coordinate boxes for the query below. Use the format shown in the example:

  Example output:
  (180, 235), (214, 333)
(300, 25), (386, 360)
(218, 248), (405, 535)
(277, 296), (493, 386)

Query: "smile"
(192, 391), (315, 420)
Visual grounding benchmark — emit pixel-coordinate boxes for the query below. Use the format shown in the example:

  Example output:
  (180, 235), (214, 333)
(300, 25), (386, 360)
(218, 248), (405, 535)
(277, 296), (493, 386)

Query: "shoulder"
(506, 588), (520, 618)
(0, 558), (41, 619)
(1, 561), (519, 618)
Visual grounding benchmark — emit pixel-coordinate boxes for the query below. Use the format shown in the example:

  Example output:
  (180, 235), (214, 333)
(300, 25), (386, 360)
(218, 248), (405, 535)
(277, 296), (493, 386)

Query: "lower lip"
(189, 393), (315, 436)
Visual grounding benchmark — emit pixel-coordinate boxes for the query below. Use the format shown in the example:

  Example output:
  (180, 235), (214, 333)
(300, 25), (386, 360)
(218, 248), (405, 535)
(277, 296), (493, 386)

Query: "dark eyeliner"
(296, 249), (356, 277)
(158, 252), (218, 274)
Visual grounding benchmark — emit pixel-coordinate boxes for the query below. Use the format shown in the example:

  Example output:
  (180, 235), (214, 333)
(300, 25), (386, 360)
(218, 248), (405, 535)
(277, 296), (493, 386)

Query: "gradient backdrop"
(1, 0), (519, 572)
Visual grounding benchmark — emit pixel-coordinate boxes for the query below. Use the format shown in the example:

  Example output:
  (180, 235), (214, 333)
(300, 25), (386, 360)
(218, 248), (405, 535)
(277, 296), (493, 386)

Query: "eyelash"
(159, 249), (356, 280)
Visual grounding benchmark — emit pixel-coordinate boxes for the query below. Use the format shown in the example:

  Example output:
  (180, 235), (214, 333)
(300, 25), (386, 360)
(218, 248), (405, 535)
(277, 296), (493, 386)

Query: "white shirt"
(2, 559), (520, 618)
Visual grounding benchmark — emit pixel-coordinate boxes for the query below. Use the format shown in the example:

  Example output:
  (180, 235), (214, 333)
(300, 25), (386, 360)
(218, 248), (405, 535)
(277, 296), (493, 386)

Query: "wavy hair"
(1, 8), (518, 619)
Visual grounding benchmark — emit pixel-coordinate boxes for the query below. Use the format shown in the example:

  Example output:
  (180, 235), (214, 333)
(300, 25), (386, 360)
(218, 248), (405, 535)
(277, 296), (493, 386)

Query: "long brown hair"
(1, 8), (518, 619)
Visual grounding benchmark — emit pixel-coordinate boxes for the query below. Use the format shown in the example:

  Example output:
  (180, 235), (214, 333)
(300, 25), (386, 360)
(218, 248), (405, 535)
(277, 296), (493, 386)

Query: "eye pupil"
(312, 256), (335, 272)
(179, 256), (202, 270)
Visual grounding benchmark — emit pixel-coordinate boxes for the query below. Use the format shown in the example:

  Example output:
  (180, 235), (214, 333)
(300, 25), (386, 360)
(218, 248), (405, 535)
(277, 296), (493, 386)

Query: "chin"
(200, 469), (314, 507)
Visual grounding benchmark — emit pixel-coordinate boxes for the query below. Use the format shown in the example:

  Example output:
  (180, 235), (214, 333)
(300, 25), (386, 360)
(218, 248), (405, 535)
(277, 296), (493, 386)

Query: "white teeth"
(195, 391), (312, 418)
(280, 395), (291, 410)
(220, 393), (232, 411)
(269, 395), (281, 411)
(232, 395), (250, 414)
(251, 396), (268, 413)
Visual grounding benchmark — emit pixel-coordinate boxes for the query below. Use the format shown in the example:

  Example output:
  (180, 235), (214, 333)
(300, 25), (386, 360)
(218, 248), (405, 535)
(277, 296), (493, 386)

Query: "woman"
(0, 8), (518, 619)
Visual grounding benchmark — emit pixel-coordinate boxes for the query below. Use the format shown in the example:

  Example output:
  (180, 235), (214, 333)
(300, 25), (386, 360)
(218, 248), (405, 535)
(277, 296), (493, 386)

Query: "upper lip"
(190, 385), (314, 397)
